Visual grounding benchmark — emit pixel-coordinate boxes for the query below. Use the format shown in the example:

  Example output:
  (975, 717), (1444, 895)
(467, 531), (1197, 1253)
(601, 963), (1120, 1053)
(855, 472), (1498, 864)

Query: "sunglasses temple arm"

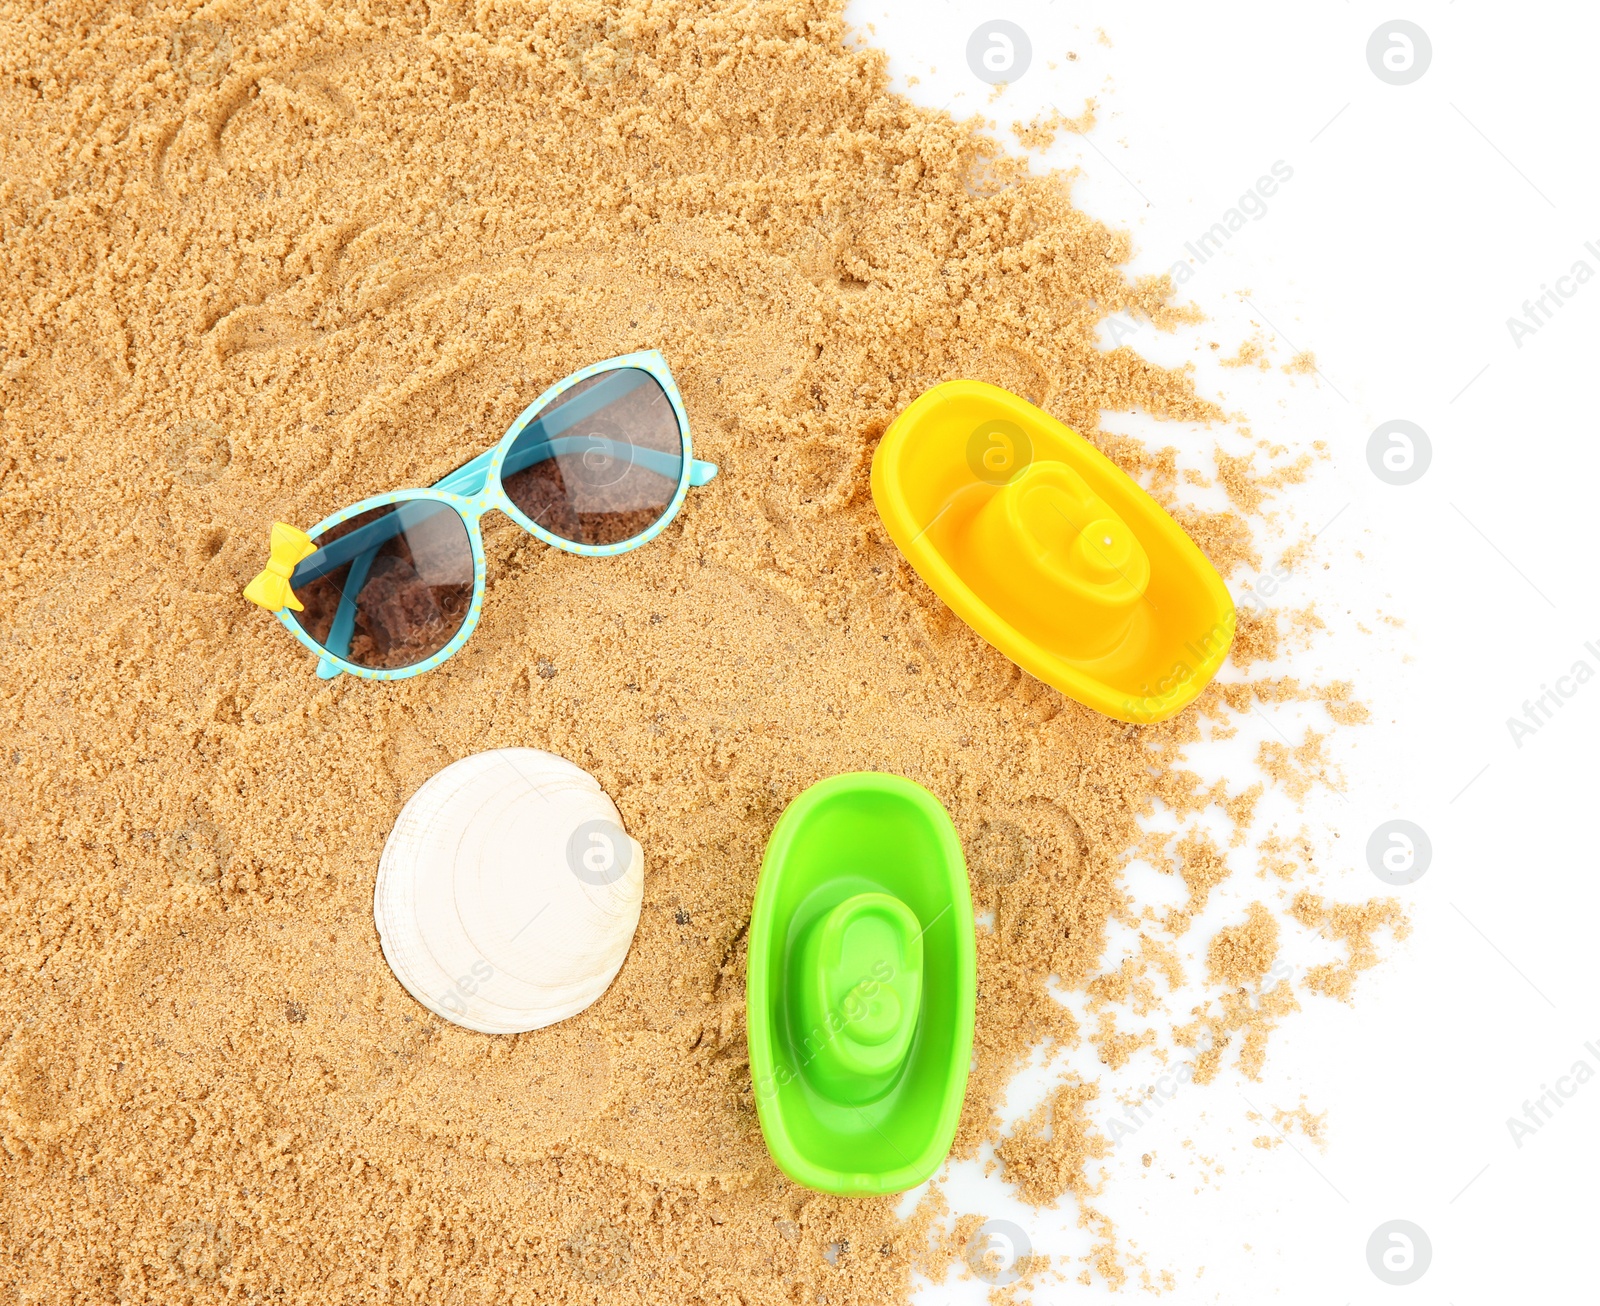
(294, 508), (423, 582)
(293, 442), (499, 590)
(314, 546), (379, 679)
(499, 433), (714, 487)
(515, 369), (648, 439)
(435, 371), (650, 493)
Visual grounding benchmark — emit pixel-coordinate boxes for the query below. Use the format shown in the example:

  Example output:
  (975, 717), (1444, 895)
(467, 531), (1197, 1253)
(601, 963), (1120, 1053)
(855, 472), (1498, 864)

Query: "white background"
(842, 2), (1600, 1301)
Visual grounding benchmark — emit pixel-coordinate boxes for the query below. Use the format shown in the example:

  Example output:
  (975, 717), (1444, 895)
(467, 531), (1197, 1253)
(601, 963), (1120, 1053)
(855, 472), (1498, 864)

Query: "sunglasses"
(243, 350), (717, 681)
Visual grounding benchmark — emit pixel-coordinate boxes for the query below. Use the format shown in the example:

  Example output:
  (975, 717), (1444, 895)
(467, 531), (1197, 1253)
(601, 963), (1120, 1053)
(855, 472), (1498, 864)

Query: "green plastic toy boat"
(746, 773), (976, 1195)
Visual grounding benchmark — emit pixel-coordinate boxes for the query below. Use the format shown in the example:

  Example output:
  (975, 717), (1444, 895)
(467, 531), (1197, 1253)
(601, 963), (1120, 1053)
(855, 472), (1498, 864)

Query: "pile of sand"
(0, 2), (1399, 1300)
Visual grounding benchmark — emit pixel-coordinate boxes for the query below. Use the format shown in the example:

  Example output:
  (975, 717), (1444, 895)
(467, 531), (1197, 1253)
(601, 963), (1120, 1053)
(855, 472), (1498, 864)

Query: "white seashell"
(374, 748), (644, 1034)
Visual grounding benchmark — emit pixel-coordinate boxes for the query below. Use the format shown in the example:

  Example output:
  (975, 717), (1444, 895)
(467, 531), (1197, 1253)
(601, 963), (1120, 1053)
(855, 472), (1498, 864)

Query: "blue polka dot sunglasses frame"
(243, 349), (718, 681)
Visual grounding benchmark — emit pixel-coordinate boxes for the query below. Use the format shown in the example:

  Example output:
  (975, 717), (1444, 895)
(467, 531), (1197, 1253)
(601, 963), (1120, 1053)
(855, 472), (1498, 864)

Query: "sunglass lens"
(501, 367), (684, 547)
(288, 500), (475, 671)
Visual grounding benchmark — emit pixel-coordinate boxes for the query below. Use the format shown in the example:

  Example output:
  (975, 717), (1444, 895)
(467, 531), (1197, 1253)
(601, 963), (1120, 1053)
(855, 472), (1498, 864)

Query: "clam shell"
(374, 748), (643, 1034)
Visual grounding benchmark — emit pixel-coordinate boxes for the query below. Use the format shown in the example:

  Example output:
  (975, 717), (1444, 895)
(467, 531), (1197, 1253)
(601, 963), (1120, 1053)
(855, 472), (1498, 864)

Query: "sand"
(0, 2), (1401, 1301)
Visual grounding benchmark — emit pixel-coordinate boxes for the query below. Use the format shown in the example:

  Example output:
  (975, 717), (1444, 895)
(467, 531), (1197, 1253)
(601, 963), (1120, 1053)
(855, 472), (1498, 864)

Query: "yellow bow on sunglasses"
(243, 522), (317, 613)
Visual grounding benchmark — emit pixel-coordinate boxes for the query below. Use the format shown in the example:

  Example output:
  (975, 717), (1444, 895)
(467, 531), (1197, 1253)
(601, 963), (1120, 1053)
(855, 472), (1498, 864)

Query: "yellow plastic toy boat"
(871, 381), (1233, 723)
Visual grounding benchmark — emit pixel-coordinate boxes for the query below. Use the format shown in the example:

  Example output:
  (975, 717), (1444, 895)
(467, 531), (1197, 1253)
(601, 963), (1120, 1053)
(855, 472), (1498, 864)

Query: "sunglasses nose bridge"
(459, 490), (519, 539)
(480, 497), (518, 531)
